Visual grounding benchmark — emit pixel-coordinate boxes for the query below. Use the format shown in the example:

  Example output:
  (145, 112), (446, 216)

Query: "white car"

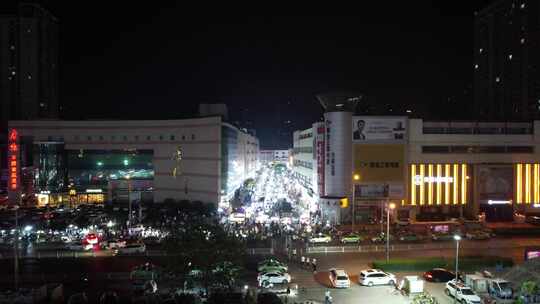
(445, 279), (482, 304)
(329, 269), (350, 288)
(358, 269), (396, 287)
(258, 271), (291, 286)
(115, 243), (146, 255)
(309, 234), (332, 243)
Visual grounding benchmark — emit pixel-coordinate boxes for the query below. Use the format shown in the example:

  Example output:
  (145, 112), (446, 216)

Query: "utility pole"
(13, 205), (19, 290)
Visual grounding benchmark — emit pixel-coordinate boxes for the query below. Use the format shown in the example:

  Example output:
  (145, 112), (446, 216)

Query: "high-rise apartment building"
(0, 3), (59, 129)
(474, 0), (540, 120)
(1, 3), (58, 193)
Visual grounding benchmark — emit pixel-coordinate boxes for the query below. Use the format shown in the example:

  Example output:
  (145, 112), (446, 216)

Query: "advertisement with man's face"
(352, 117), (406, 142)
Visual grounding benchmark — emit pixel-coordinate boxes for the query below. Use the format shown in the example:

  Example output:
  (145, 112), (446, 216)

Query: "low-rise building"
(6, 116), (259, 207)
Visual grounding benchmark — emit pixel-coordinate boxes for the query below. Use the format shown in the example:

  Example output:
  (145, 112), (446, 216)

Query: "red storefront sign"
(8, 129), (19, 190)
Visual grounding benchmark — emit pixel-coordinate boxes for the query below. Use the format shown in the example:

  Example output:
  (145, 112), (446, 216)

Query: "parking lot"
(282, 266), (461, 304)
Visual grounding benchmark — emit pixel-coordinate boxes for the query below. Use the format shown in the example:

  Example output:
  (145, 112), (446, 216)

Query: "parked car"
(66, 242), (92, 251)
(371, 232), (393, 243)
(340, 233), (364, 244)
(115, 243), (146, 255)
(358, 269), (396, 287)
(309, 234), (331, 243)
(329, 269), (350, 288)
(423, 268), (456, 283)
(445, 279), (482, 304)
(258, 271), (291, 286)
(257, 259), (288, 273)
(431, 232), (456, 241)
(398, 232), (425, 242)
(465, 230), (490, 240)
(526, 215), (540, 225)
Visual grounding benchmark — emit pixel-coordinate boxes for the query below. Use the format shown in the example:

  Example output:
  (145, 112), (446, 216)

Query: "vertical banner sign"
(8, 129), (19, 191)
(316, 125), (325, 196)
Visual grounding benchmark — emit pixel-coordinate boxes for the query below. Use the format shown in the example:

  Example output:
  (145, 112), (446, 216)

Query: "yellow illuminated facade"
(515, 163), (540, 204)
(409, 163), (470, 206)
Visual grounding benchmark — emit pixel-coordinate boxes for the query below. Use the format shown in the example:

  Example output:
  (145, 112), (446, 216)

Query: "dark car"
(526, 215), (540, 225)
(423, 268), (456, 283)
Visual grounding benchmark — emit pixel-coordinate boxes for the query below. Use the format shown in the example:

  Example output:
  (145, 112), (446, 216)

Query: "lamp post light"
(126, 175), (132, 228)
(352, 174), (360, 233)
(453, 234), (461, 304)
(386, 202), (396, 262)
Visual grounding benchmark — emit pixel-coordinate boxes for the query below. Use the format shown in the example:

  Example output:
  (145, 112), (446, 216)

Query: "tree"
(163, 205), (245, 295)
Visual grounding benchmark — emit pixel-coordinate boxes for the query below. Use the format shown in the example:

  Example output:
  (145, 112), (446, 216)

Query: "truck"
(487, 278), (513, 300)
(464, 271), (513, 301)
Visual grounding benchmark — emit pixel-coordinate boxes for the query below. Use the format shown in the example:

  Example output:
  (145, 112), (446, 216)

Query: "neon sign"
(414, 175), (454, 185)
(8, 129), (19, 191)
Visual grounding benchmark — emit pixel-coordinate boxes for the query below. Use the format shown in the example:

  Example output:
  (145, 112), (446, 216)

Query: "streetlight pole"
(453, 234), (461, 304)
(386, 202), (395, 262)
(352, 174), (359, 233)
(126, 175), (131, 229)
(13, 205), (19, 290)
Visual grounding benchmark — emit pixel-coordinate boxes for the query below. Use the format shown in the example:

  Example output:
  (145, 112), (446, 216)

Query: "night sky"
(6, 1), (494, 148)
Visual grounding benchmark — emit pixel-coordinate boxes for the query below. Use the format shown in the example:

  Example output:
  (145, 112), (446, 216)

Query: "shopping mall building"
(5, 116), (259, 207)
(293, 97), (540, 223)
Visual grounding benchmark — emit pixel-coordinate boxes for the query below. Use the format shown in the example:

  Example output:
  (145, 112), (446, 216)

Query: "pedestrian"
(301, 256), (305, 265)
(292, 248), (297, 260)
(312, 258), (317, 272)
(306, 257), (310, 269)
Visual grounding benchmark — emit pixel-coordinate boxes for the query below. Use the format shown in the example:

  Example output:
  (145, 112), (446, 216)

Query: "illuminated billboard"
(515, 163), (540, 204)
(352, 117), (406, 142)
(8, 129), (19, 191)
(409, 164), (470, 206)
(353, 144), (405, 199)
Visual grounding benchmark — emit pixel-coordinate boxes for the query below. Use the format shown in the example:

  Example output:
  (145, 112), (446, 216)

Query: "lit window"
(521, 3), (525, 9)
(11, 71), (16, 76)
(508, 54), (513, 60)
(9, 45), (15, 50)
(474, 64), (479, 69)
(479, 48), (483, 53)
(39, 102), (45, 107)
(496, 77), (500, 83)
(521, 38), (525, 44)
(27, 74), (31, 80)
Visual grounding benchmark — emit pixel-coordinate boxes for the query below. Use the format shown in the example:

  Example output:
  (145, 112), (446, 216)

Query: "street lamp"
(352, 173), (360, 233)
(386, 202), (396, 262)
(12, 205), (19, 290)
(126, 175), (132, 228)
(453, 234), (461, 304)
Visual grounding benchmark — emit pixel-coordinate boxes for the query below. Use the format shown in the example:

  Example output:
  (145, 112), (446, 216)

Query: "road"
(0, 237), (533, 302)
(2, 235), (534, 260)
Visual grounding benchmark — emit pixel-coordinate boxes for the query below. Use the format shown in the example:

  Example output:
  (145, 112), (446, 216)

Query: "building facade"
(293, 116), (540, 223)
(474, 0), (540, 120)
(259, 149), (290, 165)
(6, 116), (259, 207)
